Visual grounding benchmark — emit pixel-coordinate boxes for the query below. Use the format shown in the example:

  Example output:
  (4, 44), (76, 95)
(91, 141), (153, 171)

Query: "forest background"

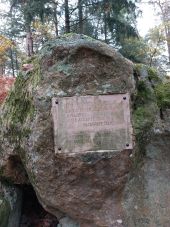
(0, 0), (169, 77)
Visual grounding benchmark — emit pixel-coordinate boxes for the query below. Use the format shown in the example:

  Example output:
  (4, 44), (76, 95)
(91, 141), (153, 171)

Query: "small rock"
(116, 219), (123, 224)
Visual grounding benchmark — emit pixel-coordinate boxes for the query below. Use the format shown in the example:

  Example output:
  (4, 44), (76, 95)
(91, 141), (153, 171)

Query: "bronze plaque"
(52, 94), (133, 154)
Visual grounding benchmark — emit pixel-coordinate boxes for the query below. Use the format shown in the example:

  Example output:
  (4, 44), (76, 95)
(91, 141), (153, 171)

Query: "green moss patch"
(135, 80), (154, 105)
(133, 105), (156, 140)
(147, 67), (161, 83)
(133, 64), (158, 154)
(134, 64), (161, 85)
(155, 82), (170, 109)
(1, 56), (41, 144)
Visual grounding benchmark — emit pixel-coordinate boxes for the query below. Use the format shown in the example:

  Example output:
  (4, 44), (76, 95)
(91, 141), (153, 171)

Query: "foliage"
(133, 64), (158, 151)
(135, 80), (153, 104)
(20, 0), (52, 26)
(32, 19), (54, 49)
(0, 77), (15, 104)
(133, 105), (155, 136)
(120, 25), (167, 66)
(4, 0), (140, 53)
(145, 25), (166, 66)
(120, 37), (148, 63)
(83, 0), (139, 46)
(0, 35), (13, 66)
(148, 0), (170, 63)
(147, 66), (161, 82)
(155, 82), (170, 109)
(0, 35), (13, 55)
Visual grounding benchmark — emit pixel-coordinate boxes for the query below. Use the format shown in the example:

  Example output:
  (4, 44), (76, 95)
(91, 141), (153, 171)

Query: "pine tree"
(4, 0), (140, 55)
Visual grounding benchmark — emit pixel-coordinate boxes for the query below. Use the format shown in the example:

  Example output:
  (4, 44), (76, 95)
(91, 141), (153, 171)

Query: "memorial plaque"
(52, 94), (133, 154)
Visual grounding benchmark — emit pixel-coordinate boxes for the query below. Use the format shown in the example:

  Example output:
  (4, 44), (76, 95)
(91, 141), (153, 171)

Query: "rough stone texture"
(1, 35), (170, 227)
(0, 194), (10, 227)
(0, 34), (134, 226)
(123, 116), (170, 227)
(7, 186), (22, 227)
(58, 216), (80, 227)
(0, 183), (22, 227)
(0, 151), (29, 185)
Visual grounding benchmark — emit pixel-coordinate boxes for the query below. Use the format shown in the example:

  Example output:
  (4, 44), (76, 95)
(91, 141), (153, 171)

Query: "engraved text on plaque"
(52, 94), (133, 154)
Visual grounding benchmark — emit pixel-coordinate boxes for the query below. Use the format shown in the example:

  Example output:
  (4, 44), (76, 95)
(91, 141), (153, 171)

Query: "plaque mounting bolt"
(126, 144), (129, 147)
(123, 97), (126, 100)
(55, 100), (58, 104)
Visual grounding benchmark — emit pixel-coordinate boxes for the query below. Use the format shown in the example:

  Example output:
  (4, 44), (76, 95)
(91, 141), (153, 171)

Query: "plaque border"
(52, 94), (133, 154)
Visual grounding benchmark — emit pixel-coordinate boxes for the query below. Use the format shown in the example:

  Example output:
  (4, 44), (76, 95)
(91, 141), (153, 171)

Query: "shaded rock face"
(0, 183), (22, 227)
(121, 65), (170, 227)
(124, 132), (170, 227)
(20, 186), (58, 227)
(1, 35), (135, 226)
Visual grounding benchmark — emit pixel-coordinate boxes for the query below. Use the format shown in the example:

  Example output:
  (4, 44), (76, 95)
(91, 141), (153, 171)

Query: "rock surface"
(0, 183), (22, 227)
(1, 35), (170, 227)
(0, 34), (134, 226)
(124, 118), (170, 227)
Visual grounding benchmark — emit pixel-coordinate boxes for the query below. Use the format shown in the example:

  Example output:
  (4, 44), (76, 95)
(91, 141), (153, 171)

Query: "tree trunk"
(103, 0), (108, 43)
(167, 43), (170, 63)
(157, 0), (170, 62)
(65, 0), (70, 33)
(0, 65), (4, 76)
(164, 25), (170, 63)
(162, 3), (170, 62)
(26, 25), (34, 56)
(53, 2), (59, 37)
(15, 50), (19, 71)
(104, 12), (107, 43)
(10, 48), (15, 77)
(78, 0), (83, 34)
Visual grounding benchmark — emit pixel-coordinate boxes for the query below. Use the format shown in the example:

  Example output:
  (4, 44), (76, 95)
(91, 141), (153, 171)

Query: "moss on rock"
(133, 64), (159, 157)
(155, 82), (170, 109)
(134, 64), (161, 85)
(147, 67), (161, 83)
(1, 56), (41, 144)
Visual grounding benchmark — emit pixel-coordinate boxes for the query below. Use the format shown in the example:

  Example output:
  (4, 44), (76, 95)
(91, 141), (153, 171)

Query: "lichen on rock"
(0, 56), (41, 184)
(1, 34), (169, 227)
(0, 34), (136, 226)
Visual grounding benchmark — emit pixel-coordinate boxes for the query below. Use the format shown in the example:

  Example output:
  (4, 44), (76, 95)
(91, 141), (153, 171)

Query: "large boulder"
(0, 34), (135, 226)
